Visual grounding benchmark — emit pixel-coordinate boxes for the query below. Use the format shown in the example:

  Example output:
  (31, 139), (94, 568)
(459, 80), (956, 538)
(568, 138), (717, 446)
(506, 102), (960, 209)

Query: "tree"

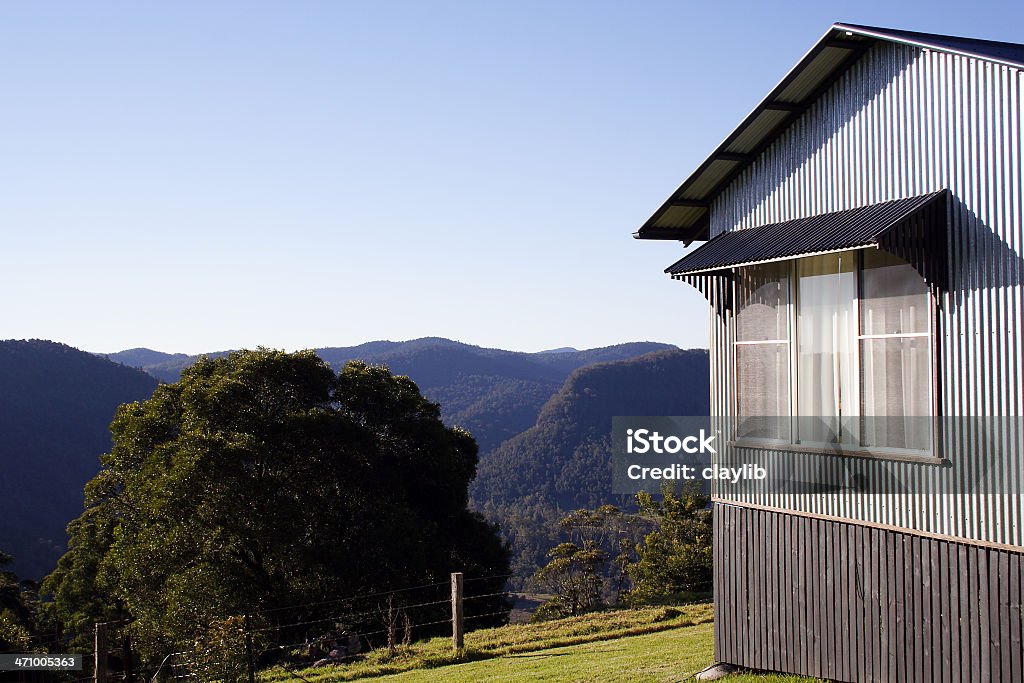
(626, 482), (713, 605)
(43, 349), (510, 657)
(0, 551), (35, 651)
(532, 541), (606, 620)
(530, 505), (647, 620)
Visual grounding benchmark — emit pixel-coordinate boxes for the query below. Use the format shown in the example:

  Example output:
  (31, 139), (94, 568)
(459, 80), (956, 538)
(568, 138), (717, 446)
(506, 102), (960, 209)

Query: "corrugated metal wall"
(705, 42), (1024, 548)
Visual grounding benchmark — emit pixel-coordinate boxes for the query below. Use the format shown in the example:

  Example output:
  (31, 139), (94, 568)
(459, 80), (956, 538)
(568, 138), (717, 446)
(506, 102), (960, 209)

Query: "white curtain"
(859, 250), (931, 450)
(797, 252), (857, 445)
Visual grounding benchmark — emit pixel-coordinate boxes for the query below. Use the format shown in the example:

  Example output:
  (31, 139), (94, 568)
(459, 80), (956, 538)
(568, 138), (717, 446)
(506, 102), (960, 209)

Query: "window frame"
(729, 246), (943, 464)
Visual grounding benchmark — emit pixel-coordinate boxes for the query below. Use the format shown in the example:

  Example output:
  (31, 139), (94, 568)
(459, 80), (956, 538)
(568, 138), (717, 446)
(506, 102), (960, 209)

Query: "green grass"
(258, 604), (818, 682)
(361, 626), (817, 682)
(357, 622), (716, 682)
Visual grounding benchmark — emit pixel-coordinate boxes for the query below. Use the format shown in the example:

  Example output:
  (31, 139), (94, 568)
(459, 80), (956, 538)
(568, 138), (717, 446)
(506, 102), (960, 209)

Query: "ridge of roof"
(834, 23), (1024, 69)
(635, 24), (1024, 243)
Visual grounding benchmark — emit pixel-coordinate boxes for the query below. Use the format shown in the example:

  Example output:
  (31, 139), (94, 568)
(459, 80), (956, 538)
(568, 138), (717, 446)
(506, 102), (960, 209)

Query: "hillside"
(0, 340), (158, 579)
(105, 339), (676, 452)
(469, 348), (709, 585)
(471, 348), (710, 510)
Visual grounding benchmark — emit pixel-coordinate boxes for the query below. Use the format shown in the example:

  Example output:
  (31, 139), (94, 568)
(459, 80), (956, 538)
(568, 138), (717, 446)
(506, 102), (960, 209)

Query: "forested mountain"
(469, 348), (710, 586)
(471, 348), (710, 510)
(105, 338), (676, 452)
(0, 341), (158, 579)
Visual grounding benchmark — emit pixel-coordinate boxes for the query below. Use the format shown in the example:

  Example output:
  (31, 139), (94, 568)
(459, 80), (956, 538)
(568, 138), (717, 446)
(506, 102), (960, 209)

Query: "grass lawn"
(360, 625), (813, 683)
(363, 622), (715, 681)
(259, 604), (817, 682)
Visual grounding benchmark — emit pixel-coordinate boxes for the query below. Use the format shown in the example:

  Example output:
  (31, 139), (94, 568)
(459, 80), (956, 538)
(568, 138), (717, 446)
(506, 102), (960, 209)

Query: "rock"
(695, 663), (737, 681)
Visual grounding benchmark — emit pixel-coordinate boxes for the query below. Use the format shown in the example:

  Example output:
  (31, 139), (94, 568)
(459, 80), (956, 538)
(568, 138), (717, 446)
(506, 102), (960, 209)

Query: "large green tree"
(43, 350), (509, 655)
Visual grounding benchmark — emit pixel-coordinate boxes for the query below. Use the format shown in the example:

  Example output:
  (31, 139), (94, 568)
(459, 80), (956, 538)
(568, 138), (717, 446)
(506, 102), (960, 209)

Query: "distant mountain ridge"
(104, 339), (677, 452)
(103, 339), (673, 382)
(103, 347), (192, 369)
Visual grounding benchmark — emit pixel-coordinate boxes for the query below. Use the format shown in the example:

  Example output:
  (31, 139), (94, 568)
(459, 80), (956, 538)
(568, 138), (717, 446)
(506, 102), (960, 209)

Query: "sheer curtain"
(797, 252), (857, 445)
(859, 249), (931, 451)
(735, 262), (790, 440)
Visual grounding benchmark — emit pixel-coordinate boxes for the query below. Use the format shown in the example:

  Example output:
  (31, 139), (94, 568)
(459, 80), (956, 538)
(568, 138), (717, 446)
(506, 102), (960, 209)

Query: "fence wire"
(51, 573), (510, 683)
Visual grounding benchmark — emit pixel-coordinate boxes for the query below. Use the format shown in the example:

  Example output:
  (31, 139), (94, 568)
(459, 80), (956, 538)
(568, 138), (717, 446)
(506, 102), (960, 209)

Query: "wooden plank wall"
(715, 503), (1024, 682)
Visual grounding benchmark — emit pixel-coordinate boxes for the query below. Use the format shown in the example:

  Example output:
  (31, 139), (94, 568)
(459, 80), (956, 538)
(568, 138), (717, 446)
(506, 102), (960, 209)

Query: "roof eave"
(631, 222), (705, 244)
(633, 23), (873, 242)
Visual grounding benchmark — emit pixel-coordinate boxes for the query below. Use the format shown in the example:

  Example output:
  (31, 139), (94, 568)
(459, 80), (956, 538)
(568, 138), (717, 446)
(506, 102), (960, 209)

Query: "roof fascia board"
(669, 244), (876, 277)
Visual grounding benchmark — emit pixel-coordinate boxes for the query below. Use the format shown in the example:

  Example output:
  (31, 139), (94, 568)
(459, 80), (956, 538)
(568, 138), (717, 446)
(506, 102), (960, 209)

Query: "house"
(635, 23), (1024, 682)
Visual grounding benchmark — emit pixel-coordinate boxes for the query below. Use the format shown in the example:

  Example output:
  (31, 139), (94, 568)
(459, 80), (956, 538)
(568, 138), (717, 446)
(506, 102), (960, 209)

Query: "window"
(734, 248), (933, 455)
(858, 249), (932, 450)
(735, 262), (790, 441)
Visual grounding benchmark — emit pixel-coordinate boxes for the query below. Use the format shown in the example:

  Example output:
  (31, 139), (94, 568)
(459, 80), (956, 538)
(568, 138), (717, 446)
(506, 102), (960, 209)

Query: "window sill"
(728, 439), (946, 465)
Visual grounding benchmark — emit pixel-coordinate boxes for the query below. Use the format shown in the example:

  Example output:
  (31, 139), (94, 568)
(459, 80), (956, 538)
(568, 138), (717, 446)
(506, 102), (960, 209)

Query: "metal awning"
(665, 191), (949, 290)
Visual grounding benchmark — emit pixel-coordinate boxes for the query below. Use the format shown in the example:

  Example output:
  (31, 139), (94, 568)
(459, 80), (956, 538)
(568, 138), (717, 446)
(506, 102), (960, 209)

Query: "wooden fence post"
(450, 572), (464, 651)
(94, 622), (108, 683)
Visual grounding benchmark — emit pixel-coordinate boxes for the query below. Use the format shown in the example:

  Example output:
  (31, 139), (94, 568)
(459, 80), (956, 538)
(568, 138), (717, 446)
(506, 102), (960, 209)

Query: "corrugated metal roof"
(635, 23), (1024, 242)
(664, 191), (946, 275)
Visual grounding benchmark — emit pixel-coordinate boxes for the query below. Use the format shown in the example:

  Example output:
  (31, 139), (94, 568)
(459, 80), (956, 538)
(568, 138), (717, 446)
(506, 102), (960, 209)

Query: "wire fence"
(28, 571), (514, 683)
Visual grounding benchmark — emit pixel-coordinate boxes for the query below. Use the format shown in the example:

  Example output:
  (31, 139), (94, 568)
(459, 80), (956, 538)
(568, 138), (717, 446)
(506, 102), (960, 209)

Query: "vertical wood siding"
(715, 503), (1024, 682)
(705, 42), (1024, 548)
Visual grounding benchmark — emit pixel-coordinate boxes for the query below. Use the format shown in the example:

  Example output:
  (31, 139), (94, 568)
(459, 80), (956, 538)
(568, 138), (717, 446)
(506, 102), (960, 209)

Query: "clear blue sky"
(1, 1), (1018, 354)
